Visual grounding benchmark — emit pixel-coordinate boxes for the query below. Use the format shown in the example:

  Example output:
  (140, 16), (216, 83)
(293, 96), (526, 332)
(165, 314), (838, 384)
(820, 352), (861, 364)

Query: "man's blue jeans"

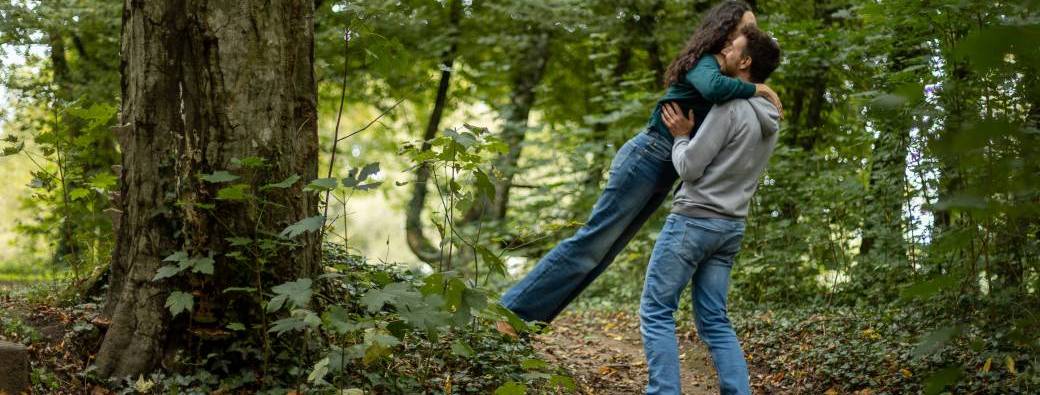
(501, 131), (677, 323)
(640, 214), (749, 395)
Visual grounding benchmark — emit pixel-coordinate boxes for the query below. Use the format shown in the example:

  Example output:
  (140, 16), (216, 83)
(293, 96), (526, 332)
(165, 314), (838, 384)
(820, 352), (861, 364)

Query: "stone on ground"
(0, 340), (30, 395)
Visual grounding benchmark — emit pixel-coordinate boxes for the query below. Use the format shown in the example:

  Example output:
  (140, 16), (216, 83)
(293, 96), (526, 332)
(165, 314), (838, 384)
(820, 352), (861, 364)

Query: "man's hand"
(662, 102), (695, 138)
(755, 84), (784, 119)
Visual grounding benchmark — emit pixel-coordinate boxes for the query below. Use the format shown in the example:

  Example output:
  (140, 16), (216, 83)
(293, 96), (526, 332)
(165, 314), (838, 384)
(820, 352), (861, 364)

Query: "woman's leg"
(501, 132), (675, 322)
(546, 168), (676, 320)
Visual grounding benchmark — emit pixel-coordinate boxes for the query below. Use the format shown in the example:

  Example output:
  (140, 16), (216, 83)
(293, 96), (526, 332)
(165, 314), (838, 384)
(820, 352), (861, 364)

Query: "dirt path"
(534, 310), (720, 394)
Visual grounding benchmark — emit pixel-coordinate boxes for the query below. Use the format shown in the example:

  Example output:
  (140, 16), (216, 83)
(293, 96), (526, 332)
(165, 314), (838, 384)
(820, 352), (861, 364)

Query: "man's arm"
(671, 103), (736, 184)
(687, 56), (784, 117)
(686, 55), (756, 103)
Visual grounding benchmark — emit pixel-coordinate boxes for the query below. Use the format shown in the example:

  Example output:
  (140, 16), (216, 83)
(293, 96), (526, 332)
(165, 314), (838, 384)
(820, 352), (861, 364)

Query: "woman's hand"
(662, 102), (695, 138)
(755, 84), (784, 119)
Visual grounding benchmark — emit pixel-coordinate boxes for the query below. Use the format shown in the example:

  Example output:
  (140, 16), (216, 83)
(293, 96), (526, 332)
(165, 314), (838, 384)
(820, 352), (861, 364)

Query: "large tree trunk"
(97, 0), (319, 379)
(405, 0), (462, 264)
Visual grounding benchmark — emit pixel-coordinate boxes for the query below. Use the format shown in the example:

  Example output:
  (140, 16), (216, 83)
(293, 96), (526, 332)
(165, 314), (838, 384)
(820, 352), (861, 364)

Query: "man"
(640, 25), (781, 395)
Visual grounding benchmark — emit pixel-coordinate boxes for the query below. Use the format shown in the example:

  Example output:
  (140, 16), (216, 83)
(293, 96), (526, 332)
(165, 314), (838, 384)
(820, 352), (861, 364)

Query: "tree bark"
(97, 0), (319, 378)
(406, 0), (462, 264)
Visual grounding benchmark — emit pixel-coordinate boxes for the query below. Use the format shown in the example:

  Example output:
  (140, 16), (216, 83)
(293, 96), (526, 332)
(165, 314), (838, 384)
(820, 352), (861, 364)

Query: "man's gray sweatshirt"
(671, 96), (780, 220)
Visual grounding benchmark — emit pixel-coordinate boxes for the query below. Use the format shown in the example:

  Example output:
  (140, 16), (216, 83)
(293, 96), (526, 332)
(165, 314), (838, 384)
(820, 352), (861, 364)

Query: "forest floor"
(5, 279), (1020, 394)
(535, 309), (725, 395)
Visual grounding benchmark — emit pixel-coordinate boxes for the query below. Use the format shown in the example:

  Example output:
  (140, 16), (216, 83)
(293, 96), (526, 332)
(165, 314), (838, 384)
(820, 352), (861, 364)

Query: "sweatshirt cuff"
(672, 135), (691, 151)
(737, 81), (756, 99)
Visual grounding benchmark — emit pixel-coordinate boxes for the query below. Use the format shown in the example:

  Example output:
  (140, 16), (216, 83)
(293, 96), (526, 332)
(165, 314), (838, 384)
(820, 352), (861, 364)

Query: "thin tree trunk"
(643, 0), (665, 84)
(97, 0), (319, 378)
(462, 32), (552, 222)
(406, 0), (462, 264)
(581, 46), (632, 193)
(859, 42), (921, 259)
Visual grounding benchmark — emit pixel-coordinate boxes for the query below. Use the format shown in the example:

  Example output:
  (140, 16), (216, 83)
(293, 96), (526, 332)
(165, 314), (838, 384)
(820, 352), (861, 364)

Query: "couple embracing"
(497, 1), (783, 394)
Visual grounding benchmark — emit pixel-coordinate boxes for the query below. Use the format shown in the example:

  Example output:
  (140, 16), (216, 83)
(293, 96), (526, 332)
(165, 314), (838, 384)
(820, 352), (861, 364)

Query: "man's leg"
(502, 132), (673, 322)
(692, 231), (749, 395)
(639, 215), (705, 395)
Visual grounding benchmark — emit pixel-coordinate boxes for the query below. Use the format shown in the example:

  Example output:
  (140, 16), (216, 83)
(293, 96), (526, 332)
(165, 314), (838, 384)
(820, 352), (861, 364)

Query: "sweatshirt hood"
(748, 96), (780, 137)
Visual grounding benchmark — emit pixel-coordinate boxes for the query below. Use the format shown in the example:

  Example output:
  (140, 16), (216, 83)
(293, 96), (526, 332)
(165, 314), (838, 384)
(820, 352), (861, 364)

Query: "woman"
(498, 0), (781, 332)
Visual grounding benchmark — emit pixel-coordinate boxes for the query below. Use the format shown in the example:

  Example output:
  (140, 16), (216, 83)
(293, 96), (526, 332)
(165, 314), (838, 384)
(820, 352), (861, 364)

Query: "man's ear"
(739, 55), (753, 72)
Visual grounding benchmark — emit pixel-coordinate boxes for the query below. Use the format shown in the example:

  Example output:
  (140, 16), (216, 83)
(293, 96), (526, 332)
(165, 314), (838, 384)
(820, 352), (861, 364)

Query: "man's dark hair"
(741, 25), (781, 83)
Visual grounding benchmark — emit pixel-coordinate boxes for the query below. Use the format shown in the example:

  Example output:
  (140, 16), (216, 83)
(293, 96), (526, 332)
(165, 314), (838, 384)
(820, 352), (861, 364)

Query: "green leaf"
(360, 287), (397, 313)
(549, 375), (577, 392)
(358, 162), (380, 180)
(166, 291), (194, 317)
(475, 169), (496, 199)
(189, 256), (215, 275)
(263, 174), (300, 190)
(69, 188), (90, 200)
(271, 278), (313, 308)
(924, 366), (964, 395)
(153, 265), (183, 281)
(267, 294), (288, 313)
(1, 141), (25, 156)
(304, 178), (338, 192)
(67, 103), (116, 129)
(231, 156), (266, 168)
(443, 129), (477, 148)
(342, 163), (382, 191)
(269, 316), (307, 334)
(216, 184), (250, 200)
(226, 322), (246, 331)
(322, 305), (359, 334)
(913, 325), (963, 359)
(362, 330), (401, 365)
(226, 237), (252, 246)
(279, 215), (325, 239)
(462, 123), (490, 135)
(494, 381), (527, 395)
(360, 282), (421, 313)
(369, 331), (401, 346)
(163, 251), (189, 263)
(477, 246), (507, 276)
(451, 341), (474, 358)
(398, 296), (451, 331)
(521, 358), (548, 371)
(900, 274), (956, 300)
(200, 171), (240, 183)
(88, 172), (117, 191)
(308, 357), (330, 383)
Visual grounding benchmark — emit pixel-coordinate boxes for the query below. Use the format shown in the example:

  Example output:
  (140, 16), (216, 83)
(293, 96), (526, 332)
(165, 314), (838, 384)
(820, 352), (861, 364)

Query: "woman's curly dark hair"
(663, 0), (753, 86)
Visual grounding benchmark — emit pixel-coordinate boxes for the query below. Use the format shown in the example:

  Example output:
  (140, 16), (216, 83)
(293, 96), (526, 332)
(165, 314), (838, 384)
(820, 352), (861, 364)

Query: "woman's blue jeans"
(640, 214), (749, 395)
(500, 130), (677, 323)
